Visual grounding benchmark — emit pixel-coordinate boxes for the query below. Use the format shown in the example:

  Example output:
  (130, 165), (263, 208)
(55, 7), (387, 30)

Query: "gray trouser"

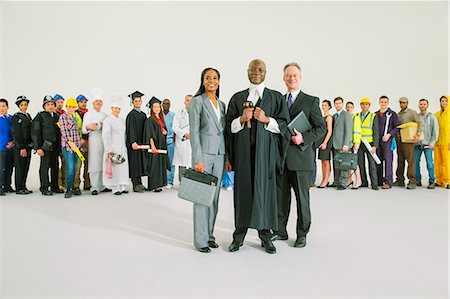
(193, 153), (224, 249)
(90, 171), (105, 192)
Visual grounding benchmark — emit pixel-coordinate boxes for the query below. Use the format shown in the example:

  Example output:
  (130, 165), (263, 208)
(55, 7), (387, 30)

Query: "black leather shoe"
(270, 233), (288, 241)
(371, 185), (379, 190)
(198, 247), (211, 253)
(113, 191), (121, 195)
(52, 189), (65, 194)
(101, 188), (112, 193)
(133, 185), (145, 193)
(73, 188), (81, 195)
(0, 189), (5, 196)
(91, 190), (98, 195)
(228, 241), (243, 252)
(65, 189), (73, 199)
(16, 189), (30, 195)
(6, 187), (15, 193)
(337, 185), (346, 190)
(208, 241), (219, 248)
(261, 239), (276, 254)
(24, 188), (33, 193)
(41, 191), (53, 196)
(121, 190), (129, 194)
(294, 236), (307, 248)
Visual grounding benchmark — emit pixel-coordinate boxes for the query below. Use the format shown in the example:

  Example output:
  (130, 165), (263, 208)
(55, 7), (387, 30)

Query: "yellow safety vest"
(351, 114), (362, 145)
(359, 112), (376, 142)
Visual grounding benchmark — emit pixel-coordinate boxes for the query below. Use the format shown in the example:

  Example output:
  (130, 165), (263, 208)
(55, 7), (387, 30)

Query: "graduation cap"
(146, 96), (161, 114)
(15, 95), (30, 106)
(128, 90), (144, 106)
(146, 96), (161, 107)
(76, 94), (88, 102)
(53, 94), (64, 101)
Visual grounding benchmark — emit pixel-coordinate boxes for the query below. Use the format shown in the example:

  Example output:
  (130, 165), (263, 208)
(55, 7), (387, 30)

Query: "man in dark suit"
(272, 62), (326, 248)
(332, 97), (353, 190)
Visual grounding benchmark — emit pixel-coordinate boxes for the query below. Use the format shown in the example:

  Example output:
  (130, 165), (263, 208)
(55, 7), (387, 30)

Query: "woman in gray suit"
(189, 67), (231, 253)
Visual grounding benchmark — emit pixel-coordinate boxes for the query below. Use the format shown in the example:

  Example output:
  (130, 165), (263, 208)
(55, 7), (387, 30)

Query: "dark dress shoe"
(261, 239), (276, 254)
(270, 233), (288, 241)
(73, 188), (81, 195)
(6, 187), (15, 193)
(52, 189), (65, 194)
(294, 236), (307, 248)
(198, 247), (211, 253)
(153, 188), (162, 192)
(91, 190), (98, 195)
(371, 185), (379, 190)
(121, 190), (129, 194)
(113, 191), (121, 195)
(0, 189), (5, 196)
(208, 241), (219, 248)
(16, 190), (30, 195)
(101, 188), (112, 193)
(228, 241), (243, 252)
(133, 185), (145, 193)
(64, 189), (73, 199)
(41, 191), (53, 196)
(24, 188), (33, 193)
(337, 185), (346, 190)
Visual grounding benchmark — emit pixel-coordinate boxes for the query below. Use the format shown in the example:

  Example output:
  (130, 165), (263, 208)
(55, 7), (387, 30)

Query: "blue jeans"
(414, 145), (435, 184)
(62, 148), (79, 189)
(166, 142), (175, 185)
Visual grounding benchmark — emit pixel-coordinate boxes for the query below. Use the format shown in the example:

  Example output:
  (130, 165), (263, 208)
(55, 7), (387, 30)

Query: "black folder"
(287, 111), (312, 136)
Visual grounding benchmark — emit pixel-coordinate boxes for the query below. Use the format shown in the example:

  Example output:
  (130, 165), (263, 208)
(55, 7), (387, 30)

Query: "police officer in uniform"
(31, 95), (64, 195)
(11, 96), (33, 194)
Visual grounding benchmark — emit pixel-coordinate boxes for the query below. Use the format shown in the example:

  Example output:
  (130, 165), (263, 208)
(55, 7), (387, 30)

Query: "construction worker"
(356, 98), (379, 190)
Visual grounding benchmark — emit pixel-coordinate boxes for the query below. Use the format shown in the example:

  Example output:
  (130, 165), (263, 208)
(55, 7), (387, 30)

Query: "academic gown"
(125, 109), (147, 179)
(143, 117), (171, 190)
(225, 88), (289, 230)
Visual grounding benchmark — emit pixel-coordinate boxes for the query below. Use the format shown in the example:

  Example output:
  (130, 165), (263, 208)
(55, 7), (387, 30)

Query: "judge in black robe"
(226, 59), (289, 254)
(125, 91), (147, 192)
(143, 97), (170, 192)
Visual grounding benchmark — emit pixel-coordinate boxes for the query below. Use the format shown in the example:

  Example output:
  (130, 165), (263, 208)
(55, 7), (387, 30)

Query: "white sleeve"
(81, 113), (91, 135)
(231, 117), (244, 133)
(264, 117), (280, 134)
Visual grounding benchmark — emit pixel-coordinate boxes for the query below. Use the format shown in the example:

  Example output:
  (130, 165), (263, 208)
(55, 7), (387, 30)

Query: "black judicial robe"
(142, 117), (170, 190)
(125, 109), (147, 179)
(225, 88), (289, 229)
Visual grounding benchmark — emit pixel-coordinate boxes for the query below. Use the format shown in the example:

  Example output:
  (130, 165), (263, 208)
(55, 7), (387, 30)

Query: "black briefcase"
(178, 169), (218, 207)
(333, 151), (358, 171)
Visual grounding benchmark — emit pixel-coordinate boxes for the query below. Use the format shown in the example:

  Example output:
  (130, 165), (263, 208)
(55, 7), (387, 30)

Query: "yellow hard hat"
(65, 97), (78, 107)
(360, 98), (371, 104)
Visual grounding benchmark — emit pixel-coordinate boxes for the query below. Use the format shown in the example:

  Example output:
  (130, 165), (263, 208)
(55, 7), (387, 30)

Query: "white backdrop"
(0, 1), (448, 188)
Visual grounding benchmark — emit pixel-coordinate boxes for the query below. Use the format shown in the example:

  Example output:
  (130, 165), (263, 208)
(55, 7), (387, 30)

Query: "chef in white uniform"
(102, 97), (129, 195)
(82, 89), (110, 195)
(172, 94), (193, 182)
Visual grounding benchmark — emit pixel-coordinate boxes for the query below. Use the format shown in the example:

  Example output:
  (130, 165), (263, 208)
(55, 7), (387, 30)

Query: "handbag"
(178, 168), (218, 207)
(333, 151), (358, 171)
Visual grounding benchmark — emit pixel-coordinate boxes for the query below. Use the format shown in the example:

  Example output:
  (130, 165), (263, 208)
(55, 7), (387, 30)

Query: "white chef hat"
(91, 88), (104, 101)
(110, 92), (123, 109)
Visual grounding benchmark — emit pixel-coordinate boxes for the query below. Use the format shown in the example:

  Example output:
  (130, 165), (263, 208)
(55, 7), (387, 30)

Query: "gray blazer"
(332, 110), (353, 149)
(189, 93), (226, 164)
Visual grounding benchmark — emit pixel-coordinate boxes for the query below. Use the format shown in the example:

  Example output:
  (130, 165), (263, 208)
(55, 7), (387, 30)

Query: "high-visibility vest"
(351, 114), (362, 145)
(358, 112), (376, 142)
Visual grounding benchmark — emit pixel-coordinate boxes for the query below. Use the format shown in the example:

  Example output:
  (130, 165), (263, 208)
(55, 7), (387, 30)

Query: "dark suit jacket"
(284, 91), (326, 171)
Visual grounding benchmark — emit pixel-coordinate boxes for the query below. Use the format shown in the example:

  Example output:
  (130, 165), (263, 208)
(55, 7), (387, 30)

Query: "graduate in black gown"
(143, 97), (170, 192)
(226, 59), (289, 254)
(126, 91), (147, 192)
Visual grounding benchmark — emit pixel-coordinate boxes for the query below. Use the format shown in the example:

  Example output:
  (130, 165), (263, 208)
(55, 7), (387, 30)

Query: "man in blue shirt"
(0, 98), (14, 196)
(162, 98), (175, 189)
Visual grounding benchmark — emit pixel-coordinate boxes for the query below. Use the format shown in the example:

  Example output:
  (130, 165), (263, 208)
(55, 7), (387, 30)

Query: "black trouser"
(276, 169), (312, 238)
(232, 227), (271, 243)
(39, 147), (59, 192)
(131, 177), (143, 187)
(0, 150), (14, 191)
(14, 147), (31, 191)
(358, 144), (378, 187)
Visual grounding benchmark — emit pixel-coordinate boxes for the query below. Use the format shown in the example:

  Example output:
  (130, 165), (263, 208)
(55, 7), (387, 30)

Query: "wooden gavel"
(243, 101), (254, 128)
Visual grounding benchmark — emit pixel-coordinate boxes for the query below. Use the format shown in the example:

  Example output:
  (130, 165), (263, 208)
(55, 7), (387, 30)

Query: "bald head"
(247, 59), (267, 85)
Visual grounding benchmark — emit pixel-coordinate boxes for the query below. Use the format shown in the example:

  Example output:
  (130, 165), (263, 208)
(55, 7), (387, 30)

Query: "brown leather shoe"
(382, 183), (391, 189)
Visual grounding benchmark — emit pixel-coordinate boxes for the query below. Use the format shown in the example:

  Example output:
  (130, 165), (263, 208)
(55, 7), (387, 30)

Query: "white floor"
(0, 183), (448, 299)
